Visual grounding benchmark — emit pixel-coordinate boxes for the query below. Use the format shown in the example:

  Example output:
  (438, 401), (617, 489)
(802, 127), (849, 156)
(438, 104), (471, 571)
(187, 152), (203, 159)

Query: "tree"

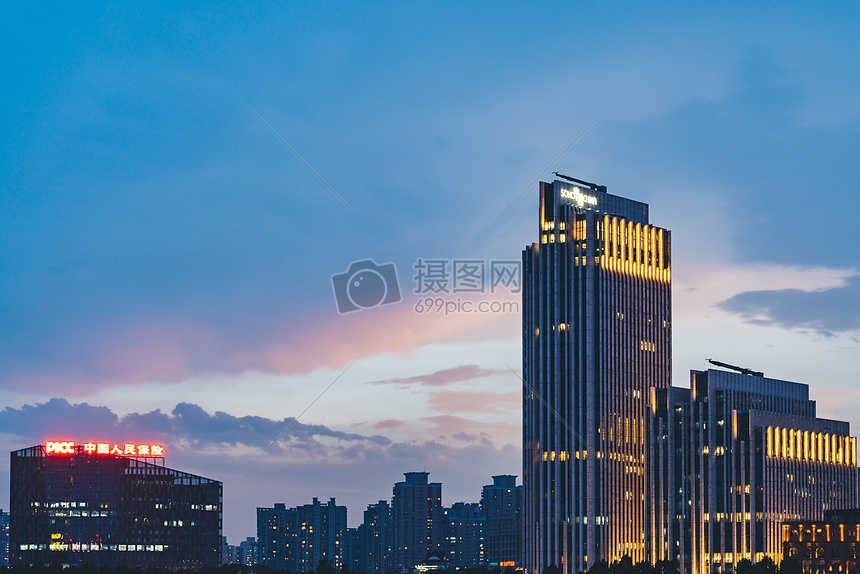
(778, 558), (802, 574)
(736, 558), (755, 574)
(315, 558), (336, 574)
(610, 556), (634, 574)
(754, 556), (778, 574)
(653, 559), (679, 574)
(588, 559), (611, 574)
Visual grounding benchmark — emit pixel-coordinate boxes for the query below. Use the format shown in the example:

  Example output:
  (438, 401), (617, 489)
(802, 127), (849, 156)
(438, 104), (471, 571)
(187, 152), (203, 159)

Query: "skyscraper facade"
(523, 177), (672, 574)
(393, 472), (442, 570)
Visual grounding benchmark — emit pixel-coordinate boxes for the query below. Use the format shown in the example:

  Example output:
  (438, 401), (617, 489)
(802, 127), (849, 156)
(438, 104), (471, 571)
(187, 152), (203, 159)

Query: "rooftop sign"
(45, 440), (164, 457)
(559, 186), (598, 209)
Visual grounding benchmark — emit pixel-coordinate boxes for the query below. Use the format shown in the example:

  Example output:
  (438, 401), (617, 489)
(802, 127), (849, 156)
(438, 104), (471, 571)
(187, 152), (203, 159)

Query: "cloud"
(717, 274), (860, 332)
(0, 399), (522, 544)
(2, 299), (518, 395)
(366, 364), (506, 388)
(427, 389), (520, 414)
(0, 399), (390, 454)
(419, 415), (519, 444)
(372, 419), (409, 431)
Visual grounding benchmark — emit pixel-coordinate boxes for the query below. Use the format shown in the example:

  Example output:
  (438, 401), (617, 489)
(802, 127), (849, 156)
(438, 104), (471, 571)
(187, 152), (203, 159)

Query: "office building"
(10, 441), (222, 569)
(481, 475), (522, 566)
(651, 369), (858, 574)
(393, 472), (443, 570)
(522, 177), (672, 573)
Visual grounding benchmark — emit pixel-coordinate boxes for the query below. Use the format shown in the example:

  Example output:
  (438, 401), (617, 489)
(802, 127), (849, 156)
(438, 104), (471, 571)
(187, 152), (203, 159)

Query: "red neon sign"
(45, 441), (164, 457)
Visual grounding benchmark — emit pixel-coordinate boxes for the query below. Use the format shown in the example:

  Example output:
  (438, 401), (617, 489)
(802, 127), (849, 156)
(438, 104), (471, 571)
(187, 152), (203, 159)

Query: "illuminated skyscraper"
(522, 177), (672, 574)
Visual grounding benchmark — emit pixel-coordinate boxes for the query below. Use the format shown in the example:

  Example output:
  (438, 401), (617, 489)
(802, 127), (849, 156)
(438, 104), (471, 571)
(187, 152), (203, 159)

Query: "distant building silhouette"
(257, 497), (346, 571)
(393, 472), (442, 570)
(0, 509), (8, 567)
(481, 475), (522, 566)
(238, 536), (258, 566)
(358, 500), (394, 574)
(441, 502), (485, 568)
(257, 503), (296, 570)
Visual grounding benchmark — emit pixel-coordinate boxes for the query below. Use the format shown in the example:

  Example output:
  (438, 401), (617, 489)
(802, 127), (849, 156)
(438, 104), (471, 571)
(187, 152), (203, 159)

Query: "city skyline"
(3, 2), (860, 546)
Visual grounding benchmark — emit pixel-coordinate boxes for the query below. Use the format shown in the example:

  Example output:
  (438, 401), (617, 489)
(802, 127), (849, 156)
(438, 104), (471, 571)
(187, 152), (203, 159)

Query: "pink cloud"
(427, 389), (520, 414)
(366, 364), (506, 387)
(419, 414), (520, 445)
(372, 419), (409, 431)
(7, 296), (519, 394)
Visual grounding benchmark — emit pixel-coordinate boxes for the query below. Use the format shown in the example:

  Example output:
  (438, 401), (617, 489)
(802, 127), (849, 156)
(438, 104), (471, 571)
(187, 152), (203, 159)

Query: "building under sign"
(10, 443), (222, 569)
(650, 369), (858, 574)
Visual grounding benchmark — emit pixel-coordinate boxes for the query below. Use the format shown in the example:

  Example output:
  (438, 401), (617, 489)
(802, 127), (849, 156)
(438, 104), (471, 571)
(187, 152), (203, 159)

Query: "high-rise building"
(257, 498), (347, 572)
(650, 369), (859, 574)
(1, 509), (9, 567)
(442, 502), (485, 568)
(238, 536), (258, 566)
(345, 527), (360, 572)
(358, 500), (394, 574)
(522, 177), (672, 574)
(481, 475), (522, 566)
(393, 472), (442, 570)
(296, 497), (348, 572)
(258, 503), (297, 570)
(10, 442), (222, 569)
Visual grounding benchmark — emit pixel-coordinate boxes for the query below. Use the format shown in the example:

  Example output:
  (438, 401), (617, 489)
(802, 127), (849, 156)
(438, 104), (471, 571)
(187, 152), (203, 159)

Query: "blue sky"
(2, 2), (860, 542)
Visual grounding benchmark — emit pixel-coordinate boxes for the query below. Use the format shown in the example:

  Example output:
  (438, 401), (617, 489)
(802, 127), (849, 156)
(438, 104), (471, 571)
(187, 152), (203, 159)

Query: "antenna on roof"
(553, 172), (607, 193)
(706, 359), (764, 377)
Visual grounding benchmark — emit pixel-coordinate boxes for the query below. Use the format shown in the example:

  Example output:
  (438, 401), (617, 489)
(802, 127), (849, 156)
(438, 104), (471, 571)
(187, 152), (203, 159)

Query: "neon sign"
(45, 441), (75, 454)
(559, 186), (597, 208)
(45, 441), (164, 457)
